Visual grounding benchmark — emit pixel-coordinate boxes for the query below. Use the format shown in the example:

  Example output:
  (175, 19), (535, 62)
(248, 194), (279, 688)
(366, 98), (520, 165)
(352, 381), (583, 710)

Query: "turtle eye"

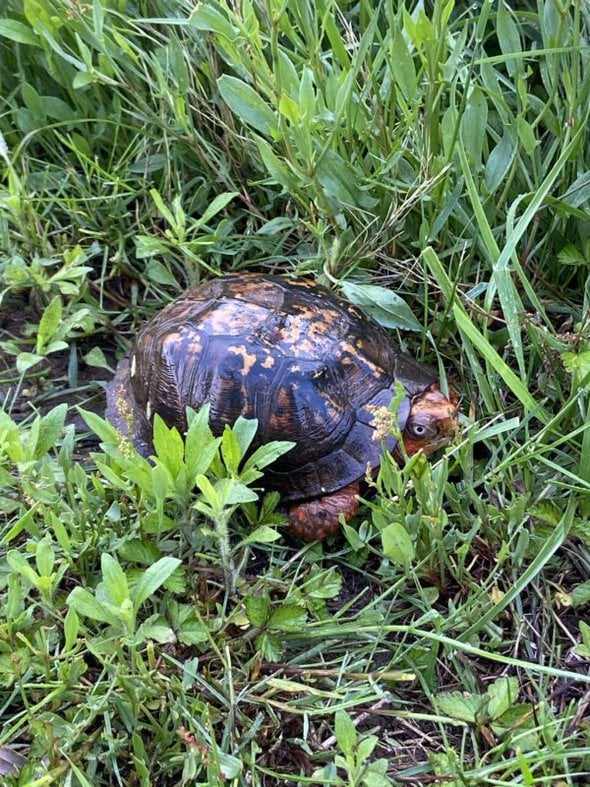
(407, 419), (436, 439)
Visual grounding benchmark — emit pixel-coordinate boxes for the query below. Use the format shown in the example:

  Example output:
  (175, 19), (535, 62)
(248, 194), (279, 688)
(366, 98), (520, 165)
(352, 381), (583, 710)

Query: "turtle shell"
(106, 274), (438, 502)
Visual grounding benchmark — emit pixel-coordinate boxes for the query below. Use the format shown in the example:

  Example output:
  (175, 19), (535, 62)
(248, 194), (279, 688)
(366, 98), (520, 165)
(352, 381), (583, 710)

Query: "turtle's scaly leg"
(287, 483), (360, 541)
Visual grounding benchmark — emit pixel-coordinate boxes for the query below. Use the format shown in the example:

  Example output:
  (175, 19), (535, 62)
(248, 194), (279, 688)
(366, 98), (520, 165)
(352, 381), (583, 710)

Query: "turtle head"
(401, 382), (458, 456)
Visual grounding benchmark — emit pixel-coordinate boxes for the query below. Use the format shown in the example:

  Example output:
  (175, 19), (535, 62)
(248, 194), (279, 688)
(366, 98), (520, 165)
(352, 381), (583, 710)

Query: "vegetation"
(1, 0), (590, 783)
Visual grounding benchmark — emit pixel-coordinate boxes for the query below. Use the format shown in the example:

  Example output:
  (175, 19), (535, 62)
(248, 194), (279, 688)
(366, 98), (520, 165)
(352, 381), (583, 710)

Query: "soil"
(0, 294), (118, 442)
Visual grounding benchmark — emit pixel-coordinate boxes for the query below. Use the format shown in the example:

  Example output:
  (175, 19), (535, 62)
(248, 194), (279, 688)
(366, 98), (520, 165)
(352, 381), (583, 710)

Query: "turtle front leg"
(288, 483), (360, 541)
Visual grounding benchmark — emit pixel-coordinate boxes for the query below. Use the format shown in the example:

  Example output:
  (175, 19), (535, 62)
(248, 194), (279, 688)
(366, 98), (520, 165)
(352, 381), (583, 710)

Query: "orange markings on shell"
(227, 344), (258, 375)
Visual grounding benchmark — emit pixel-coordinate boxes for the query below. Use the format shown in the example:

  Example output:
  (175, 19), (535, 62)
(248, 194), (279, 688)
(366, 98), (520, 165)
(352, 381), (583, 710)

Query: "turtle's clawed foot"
(287, 483), (360, 541)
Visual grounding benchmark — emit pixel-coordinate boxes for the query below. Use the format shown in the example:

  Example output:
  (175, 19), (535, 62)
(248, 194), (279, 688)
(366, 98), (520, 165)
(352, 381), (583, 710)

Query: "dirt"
(0, 294), (116, 443)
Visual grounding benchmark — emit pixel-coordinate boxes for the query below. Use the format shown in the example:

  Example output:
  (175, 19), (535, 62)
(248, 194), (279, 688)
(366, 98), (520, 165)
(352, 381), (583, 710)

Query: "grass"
(1, 0), (590, 783)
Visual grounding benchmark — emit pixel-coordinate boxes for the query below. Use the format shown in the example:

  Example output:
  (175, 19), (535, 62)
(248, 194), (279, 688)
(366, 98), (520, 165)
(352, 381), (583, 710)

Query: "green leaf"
(435, 691), (481, 723)
(316, 149), (357, 206)
(146, 260), (177, 286)
(188, 3), (237, 39)
(558, 243), (586, 267)
(224, 480), (259, 505)
(298, 67), (315, 121)
(276, 49), (300, 96)
(78, 408), (121, 444)
(485, 128), (517, 193)
(381, 522), (415, 566)
(196, 191), (239, 227)
(580, 621), (590, 650)
(130, 557), (182, 610)
(16, 351), (43, 374)
(362, 763), (394, 787)
(1, 508), (41, 545)
(63, 607), (79, 651)
(496, 1), (522, 75)
(241, 525), (281, 544)
(242, 440), (295, 473)
(35, 534), (55, 578)
(334, 708), (357, 759)
(177, 615), (210, 646)
(572, 581), (590, 607)
(268, 604), (307, 632)
(221, 424), (244, 474)
(115, 543), (155, 571)
(23, 0), (58, 38)
(36, 295), (62, 353)
(66, 586), (120, 625)
(322, 10), (350, 68)
(101, 554), (130, 607)
(0, 19), (40, 46)
(217, 75), (279, 137)
(340, 282), (421, 332)
(150, 463), (171, 504)
(255, 216), (296, 235)
(152, 415), (185, 477)
(22, 83), (44, 121)
(356, 734), (378, 763)
(255, 631), (282, 660)
(562, 350), (590, 389)
(45, 340), (68, 354)
(245, 595), (270, 627)
(303, 566), (343, 600)
(41, 95), (75, 122)
(230, 416), (259, 458)
(391, 28), (416, 100)
(516, 115), (538, 156)
(278, 93), (299, 124)
(491, 703), (538, 751)
(460, 87), (488, 167)
(7, 551), (40, 586)
(135, 234), (164, 259)
(185, 405), (221, 476)
(529, 500), (561, 526)
(255, 136), (298, 191)
(560, 171), (590, 208)
(218, 752), (243, 780)
(83, 346), (113, 370)
(0, 410), (21, 461)
(486, 676), (519, 721)
(136, 620), (177, 644)
(149, 188), (177, 228)
(343, 522), (367, 551)
(32, 403), (68, 459)
(196, 474), (221, 514)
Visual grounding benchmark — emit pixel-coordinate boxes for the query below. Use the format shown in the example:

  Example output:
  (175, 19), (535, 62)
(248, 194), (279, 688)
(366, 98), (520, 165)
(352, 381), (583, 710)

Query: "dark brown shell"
(106, 274), (438, 502)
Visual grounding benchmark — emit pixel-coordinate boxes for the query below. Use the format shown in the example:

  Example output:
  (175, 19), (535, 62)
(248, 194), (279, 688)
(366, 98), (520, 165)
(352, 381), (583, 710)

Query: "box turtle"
(106, 273), (458, 540)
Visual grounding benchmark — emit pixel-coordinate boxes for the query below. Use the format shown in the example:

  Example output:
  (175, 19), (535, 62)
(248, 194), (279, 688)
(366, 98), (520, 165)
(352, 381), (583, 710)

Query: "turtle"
(106, 273), (458, 540)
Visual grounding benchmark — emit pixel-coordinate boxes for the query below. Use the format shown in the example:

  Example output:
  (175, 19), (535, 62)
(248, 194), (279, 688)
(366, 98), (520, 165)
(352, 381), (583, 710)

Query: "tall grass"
(1, 0), (590, 784)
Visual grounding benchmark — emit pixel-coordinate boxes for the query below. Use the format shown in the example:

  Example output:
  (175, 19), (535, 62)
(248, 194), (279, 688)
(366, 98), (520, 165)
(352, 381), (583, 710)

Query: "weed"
(1, 0), (590, 783)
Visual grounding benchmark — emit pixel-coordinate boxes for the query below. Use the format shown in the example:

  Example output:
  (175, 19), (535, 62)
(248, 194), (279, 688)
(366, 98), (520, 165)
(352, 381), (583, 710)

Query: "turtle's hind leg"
(287, 483), (359, 541)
